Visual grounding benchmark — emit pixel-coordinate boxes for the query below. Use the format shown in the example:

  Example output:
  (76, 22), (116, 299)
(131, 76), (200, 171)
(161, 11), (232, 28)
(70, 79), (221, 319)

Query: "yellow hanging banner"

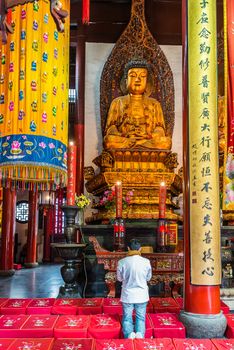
(188, 0), (221, 285)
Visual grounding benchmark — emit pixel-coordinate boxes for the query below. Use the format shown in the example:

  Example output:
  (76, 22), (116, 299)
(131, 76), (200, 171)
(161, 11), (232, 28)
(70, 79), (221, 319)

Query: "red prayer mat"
(53, 338), (94, 350)
(95, 339), (134, 350)
(150, 297), (180, 314)
(54, 315), (90, 338)
(88, 314), (121, 339)
(220, 300), (230, 314)
(1, 299), (32, 315)
(103, 298), (123, 315)
(173, 338), (217, 349)
(134, 338), (176, 350)
(149, 313), (186, 338)
(77, 298), (103, 315)
(0, 339), (15, 350)
(20, 315), (58, 337)
(211, 339), (234, 349)
(27, 298), (55, 315)
(8, 338), (54, 350)
(224, 314), (234, 338)
(51, 299), (78, 315)
(0, 315), (29, 337)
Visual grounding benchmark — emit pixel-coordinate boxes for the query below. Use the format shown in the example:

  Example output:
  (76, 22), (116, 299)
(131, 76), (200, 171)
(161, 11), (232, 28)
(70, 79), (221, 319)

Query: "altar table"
(89, 236), (184, 297)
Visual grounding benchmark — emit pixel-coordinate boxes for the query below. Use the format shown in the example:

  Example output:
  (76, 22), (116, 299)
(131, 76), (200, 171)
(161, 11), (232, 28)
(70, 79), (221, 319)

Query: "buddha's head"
(123, 60), (152, 96)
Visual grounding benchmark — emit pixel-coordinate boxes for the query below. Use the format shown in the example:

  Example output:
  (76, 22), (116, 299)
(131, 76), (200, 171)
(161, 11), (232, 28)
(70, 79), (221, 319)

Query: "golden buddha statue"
(103, 61), (172, 150)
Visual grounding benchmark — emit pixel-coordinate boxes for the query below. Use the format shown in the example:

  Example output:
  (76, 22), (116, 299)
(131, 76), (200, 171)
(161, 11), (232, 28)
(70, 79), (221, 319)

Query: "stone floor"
(0, 264), (63, 298)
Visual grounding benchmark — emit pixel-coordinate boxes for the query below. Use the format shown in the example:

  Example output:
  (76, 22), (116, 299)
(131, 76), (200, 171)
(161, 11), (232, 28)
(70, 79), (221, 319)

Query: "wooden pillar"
(0, 188), (16, 276)
(74, 25), (86, 196)
(25, 190), (39, 267)
(180, 0), (226, 338)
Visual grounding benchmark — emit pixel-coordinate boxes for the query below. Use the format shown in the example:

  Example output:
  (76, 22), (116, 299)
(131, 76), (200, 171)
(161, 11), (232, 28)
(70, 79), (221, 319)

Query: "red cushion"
(1, 299), (32, 315)
(224, 314), (234, 338)
(77, 298), (103, 315)
(120, 314), (153, 339)
(149, 313), (186, 338)
(54, 315), (90, 338)
(53, 338), (94, 350)
(88, 314), (121, 339)
(174, 297), (183, 309)
(135, 338), (176, 350)
(27, 298), (55, 315)
(211, 339), (234, 349)
(20, 315), (58, 337)
(220, 300), (230, 314)
(173, 338), (216, 349)
(8, 338), (54, 350)
(51, 299), (78, 315)
(150, 298), (180, 314)
(0, 338), (15, 349)
(95, 339), (134, 350)
(103, 298), (123, 315)
(0, 315), (29, 337)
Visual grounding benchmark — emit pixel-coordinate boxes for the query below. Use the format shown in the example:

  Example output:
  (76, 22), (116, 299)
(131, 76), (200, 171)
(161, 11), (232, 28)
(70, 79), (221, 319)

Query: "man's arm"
(116, 262), (123, 282)
(146, 262), (152, 281)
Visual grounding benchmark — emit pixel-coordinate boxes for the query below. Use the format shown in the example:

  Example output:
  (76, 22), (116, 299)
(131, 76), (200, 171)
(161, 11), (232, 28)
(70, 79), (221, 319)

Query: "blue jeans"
(122, 302), (148, 338)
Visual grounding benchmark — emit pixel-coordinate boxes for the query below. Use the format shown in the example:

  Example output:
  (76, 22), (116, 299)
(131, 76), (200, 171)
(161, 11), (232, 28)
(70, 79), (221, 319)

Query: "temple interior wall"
(84, 43), (183, 172)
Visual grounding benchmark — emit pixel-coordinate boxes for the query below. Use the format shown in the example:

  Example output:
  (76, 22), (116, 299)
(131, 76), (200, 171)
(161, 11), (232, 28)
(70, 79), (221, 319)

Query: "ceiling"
(70, 0), (224, 45)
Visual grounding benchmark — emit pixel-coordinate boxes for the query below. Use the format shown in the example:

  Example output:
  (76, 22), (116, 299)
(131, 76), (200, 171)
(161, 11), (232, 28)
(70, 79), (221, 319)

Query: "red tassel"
(82, 0), (90, 24)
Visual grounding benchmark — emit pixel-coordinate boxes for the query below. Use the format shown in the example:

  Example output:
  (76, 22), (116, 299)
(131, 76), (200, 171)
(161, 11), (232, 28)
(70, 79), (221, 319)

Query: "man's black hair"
(128, 238), (141, 251)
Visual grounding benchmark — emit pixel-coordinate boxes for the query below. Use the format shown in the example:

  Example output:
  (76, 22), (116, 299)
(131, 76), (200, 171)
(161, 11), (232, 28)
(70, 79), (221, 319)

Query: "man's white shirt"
(117, 255), (152, 303)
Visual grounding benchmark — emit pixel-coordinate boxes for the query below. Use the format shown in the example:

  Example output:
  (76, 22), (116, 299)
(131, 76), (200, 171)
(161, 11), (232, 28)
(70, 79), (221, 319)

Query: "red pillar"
(180, 0), (226, 338)
(0, 188), (16, 276)
(75, 25), (86, 195)
(25, 190), (39, 267)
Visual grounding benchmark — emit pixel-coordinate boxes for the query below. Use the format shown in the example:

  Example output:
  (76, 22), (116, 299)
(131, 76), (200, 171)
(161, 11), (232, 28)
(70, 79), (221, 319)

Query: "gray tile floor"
(0, 264), (63, 298)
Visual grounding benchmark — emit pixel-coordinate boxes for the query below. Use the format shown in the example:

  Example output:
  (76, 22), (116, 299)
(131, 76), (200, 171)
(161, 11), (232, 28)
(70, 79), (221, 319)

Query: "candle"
(67, 142), (77, 206)
(115, 181), (123, 218)
(159, 181), (167, 219)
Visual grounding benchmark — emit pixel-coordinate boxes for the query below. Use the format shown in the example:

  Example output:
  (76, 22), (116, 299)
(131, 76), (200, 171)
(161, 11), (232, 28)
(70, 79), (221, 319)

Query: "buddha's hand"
(50, 0), (68, 32)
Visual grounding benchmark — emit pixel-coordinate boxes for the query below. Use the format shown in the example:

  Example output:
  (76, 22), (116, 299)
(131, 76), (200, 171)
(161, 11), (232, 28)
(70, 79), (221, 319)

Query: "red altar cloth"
(8, 338), (54, 350)
(1, 299), (32, 315)
(150, 297), (180, 314)
(95, 339), (134, 350)
(103, 298), (123, 315)
(211, 339), (234, 349)
(77, 298), (103, 315)
(173, 338), (216, 349)
(134, 338), (176, 350)
(149, 313), (186, 338)
(54, 315), (90, 338)
(51, 299), (78, 315)
(20, 315), (58, 337)
(27, 298), (55, 315)
(0, 315), (29, 337)
(53, 338), (94, 350)
(0, 339), (15, 350)
(88, 314), (121, 339)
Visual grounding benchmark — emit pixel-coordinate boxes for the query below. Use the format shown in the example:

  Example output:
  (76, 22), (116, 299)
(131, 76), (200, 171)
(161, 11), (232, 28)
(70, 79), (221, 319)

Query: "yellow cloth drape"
(0, 0), (70, 189)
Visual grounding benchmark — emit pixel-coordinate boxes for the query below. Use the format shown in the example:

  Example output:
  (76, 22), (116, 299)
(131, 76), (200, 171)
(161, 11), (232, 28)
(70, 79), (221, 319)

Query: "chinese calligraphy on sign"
(188, 0), (221, 285)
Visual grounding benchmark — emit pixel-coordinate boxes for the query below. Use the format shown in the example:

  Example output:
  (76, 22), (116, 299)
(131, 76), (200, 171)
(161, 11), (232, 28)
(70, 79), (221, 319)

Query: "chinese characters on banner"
(188, 0), (221, 285)
(67, 144), (77, 205)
